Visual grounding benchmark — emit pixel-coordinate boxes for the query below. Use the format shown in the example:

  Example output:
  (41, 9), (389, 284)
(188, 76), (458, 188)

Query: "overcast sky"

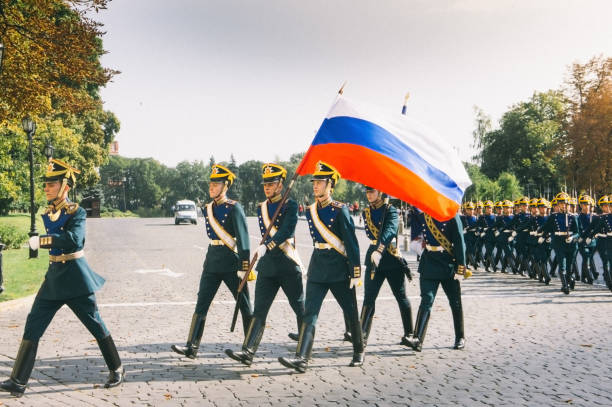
(97, 0), (612, 167)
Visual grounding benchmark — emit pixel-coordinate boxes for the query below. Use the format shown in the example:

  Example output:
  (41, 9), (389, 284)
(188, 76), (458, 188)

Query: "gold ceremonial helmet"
(210, 164), (236, 186)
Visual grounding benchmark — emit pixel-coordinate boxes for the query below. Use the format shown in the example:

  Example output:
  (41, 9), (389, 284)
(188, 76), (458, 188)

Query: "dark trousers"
(418, 277), (462, 314)
(254, 273), (304, 326)
(23, 293), (109, 341)
(303, 280), (359, 328)
(195, 271), (252, 321)
(363, 267), (410, 313)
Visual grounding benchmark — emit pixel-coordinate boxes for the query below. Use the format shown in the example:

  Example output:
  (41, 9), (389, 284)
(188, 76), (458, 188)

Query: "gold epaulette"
(65, 203), (79, 214)
(226, 199), (237, 206)
(331, 201), (344, 208)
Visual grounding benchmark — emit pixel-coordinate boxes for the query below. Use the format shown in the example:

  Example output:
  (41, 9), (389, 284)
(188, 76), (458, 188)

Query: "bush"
(0, 224), (28, 249)
(100, 209), (139, 218)
(133, 207), (168, 218)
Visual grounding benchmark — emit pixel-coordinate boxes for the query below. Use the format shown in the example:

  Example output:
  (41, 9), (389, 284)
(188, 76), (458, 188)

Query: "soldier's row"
(459, 192), (612, 295)
(1, 159), (469, 398)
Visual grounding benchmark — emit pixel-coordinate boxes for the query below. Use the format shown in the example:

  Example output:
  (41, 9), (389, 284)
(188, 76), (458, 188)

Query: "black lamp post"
(0, 42), (5, 75)
(22, 116), (38, 259)
(121, 176), (127, 211)
(44, 142), (54, 161)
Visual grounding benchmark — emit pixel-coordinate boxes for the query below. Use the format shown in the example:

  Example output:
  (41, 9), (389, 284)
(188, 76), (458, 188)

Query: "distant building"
(109, 141), (119, 155)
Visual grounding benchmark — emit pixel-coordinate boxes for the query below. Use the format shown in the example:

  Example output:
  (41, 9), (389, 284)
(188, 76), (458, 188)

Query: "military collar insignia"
(214, 196), (228, 206)
(268, 194), (282, 203)
(318, 196), (332, 208)
(370, 199), (384, 209)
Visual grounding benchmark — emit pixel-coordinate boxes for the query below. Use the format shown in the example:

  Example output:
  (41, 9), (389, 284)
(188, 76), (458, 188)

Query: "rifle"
(230, 172), (299, 332)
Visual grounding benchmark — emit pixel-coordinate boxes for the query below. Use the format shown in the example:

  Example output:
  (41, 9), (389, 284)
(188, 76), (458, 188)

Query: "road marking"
(133, 268), (184, 278)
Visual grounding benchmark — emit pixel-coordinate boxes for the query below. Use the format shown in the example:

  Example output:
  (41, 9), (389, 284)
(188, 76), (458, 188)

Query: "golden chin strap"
(424, 214), (453, 255)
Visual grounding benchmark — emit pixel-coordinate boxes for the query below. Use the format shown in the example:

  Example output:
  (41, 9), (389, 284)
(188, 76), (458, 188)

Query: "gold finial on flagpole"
(338, 81), (347, 95)
(404, 92), (410, 103)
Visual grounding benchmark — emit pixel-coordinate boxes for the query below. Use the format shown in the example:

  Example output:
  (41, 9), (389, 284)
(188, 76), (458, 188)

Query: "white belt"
(314, 242), (333, 250)
(554, 232), (569, 236)
(503, 229), (512, 233)
(529, 232), (537, 236)
(209, 240), (225, 246)
(426, 245), (445, 252)
(608, 232), (612, 237)
(595, 233), (606, 238)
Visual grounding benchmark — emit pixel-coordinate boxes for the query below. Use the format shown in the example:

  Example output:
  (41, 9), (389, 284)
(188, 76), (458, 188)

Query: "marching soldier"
(577, 195), (597, 284)
(225, 163), (305, 366)
(512, 197), (532, 276)
(493, 200), (516, 273)
(405, 209), (468, 352)
(588, 196), (611, 290)
(462, 202), (479, 270)
(360, 186), (413, 347)
(172, 164), (253, 359)
(0, 159), (124, 398)
(540, 193), (579, 294)
(478, 201), (497, 272)
(474, 201), (485, 267)
(532, 198), (552, 284)
(278, 161), (364, 372)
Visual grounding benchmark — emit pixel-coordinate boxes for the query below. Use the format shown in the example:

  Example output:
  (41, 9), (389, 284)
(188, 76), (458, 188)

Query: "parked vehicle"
(173, 200), (198, 225)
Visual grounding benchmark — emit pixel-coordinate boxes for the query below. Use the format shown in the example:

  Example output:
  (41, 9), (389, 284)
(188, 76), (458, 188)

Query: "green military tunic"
(196, 198), (253, 332)
(24, 201), (109, 341)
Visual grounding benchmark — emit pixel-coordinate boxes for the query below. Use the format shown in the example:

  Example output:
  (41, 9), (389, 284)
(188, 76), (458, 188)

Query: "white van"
(173, 200), (198, 225)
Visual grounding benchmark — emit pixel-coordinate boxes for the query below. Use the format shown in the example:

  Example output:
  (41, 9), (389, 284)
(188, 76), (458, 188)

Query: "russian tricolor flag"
(297, 95), (471, 221)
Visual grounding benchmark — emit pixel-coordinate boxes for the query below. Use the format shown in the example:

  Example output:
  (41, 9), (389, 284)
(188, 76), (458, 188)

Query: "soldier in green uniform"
(360, 186), (413, 347)
(225, 163), (305, 366)
(278, 161), (364, 372)
(172, 164), (253, 359)
(0, 159), (124, 398)
(406, 209), (468, 352)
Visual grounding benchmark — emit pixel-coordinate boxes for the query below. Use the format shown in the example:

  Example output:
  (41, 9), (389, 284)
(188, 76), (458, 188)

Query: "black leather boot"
(97, 335), (124, 388)
(171, 313), (206, 359)
(405, 308), (430, 352)
(278, 324), (315, 373)
(451, 303), (465, 350)
(288, 316), (302, 342)
(550, 257), (557, 277)
(0, 340), (38, 397)
(349, 313), (365, 367)
(567, 270), (576, 291)
(589, 257), (599, 281)
(360, 305), (375, 346)
(342, 312), (352, 343)
(399, 304), (414, 346)
(603, 264), (612, 291)
(559, 269), (570, 294)
(541, 261), (551, 285)
(225, 318), (265, 366)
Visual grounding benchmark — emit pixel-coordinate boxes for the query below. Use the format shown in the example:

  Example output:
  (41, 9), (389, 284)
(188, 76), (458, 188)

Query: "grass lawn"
(0, 212), (45, 234)
(0, 247), (47, 302)
(0, 213), (47, 302)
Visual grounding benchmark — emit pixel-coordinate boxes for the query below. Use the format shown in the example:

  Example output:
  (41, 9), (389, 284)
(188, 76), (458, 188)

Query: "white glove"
(537, 237), (544, 244)
(370, 251), (382, 267)
(237, 270), (246, 279)
(586, 238), (592, 245)
(508, 236), (514, 242)
(494, 231), (500, 237)
(28, 236), (40, 250)
(480, 232), (486, 237)
(512, 231), (517, 237)
(410, 239), (424, 256)
(255, 244), (267, 258)
(349, 277), (360, 289)
(565, 237), (573, 244)
(546, 237), (551, 243)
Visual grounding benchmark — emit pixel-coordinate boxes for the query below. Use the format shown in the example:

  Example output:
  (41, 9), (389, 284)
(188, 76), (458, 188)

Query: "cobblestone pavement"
(1, 217), (611, 406)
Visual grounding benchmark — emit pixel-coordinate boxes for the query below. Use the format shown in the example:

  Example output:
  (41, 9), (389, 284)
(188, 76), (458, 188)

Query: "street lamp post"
(121, 177), (127, 211)
(22, 117), (38, 259)
(0, 42), (5, 75)
(44, 142), (54, 161)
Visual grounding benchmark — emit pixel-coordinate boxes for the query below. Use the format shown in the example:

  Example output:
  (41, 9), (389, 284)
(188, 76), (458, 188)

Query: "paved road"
(1, 217), (611, 406)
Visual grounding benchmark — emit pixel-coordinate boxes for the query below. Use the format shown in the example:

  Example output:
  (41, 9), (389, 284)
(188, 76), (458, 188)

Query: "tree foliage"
(562, 55), (612, 195)
(0, 0), (117, 120)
